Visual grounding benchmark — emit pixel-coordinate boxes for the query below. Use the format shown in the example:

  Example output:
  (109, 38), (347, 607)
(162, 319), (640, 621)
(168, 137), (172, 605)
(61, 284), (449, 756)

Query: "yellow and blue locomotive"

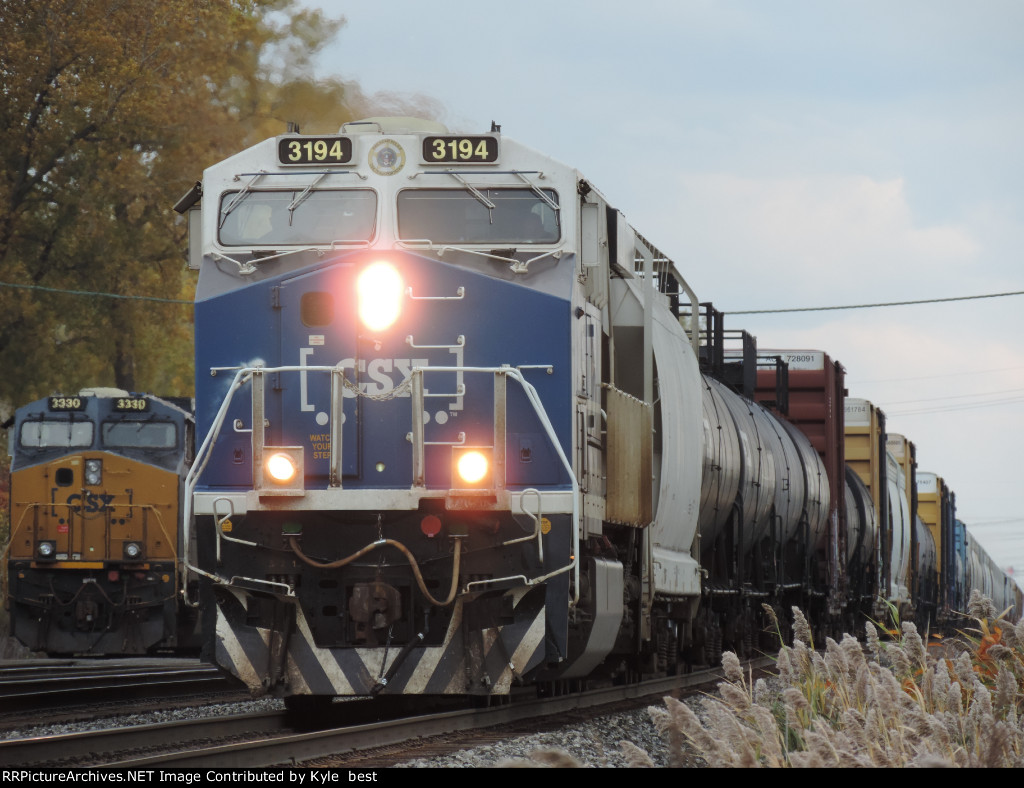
(5, 389), (198, 655)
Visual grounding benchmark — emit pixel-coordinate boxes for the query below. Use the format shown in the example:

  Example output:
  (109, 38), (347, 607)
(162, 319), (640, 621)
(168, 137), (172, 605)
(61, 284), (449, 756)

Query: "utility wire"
(5, 280), (1022, 313)
(857, 365), (1024, 385)
(879, 386), (1024, 406)
(731, 289), (1024, 315)
(0, 281), (191, 304)
(885, 395), (1024, 416)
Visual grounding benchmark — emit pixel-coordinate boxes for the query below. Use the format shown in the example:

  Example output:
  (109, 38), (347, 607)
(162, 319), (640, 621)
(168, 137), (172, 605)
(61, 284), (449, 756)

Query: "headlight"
(37, 541), (56, 560)
(257, 446), (305, 495)
(266, 452), (298, 483)
(453, 448), (492, 487)
(84, 459), (102, 486)
(357, 262), (403, 331)
(123, 542), (143, 561)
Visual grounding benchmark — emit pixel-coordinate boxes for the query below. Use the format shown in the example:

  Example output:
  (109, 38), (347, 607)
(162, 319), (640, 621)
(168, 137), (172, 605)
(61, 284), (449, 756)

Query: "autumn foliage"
(0, 0), (435, 413)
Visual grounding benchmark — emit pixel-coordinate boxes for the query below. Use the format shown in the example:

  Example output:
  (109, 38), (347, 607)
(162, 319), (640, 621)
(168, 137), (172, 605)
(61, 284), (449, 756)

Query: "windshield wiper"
(219, 171), (267, 228)
(286, 173), (328, 226)
(512, 171), (560, 220)
(446, 171), (496, 222)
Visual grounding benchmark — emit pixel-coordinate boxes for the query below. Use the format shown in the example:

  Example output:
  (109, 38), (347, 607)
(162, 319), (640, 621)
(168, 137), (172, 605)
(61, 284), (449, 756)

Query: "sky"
(302, 1), (1024, 590)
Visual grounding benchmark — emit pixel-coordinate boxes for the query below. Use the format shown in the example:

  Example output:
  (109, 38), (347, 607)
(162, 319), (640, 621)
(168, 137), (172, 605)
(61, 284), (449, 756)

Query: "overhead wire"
(730, 289), (1024, 315)
(0, 281), (191, 304)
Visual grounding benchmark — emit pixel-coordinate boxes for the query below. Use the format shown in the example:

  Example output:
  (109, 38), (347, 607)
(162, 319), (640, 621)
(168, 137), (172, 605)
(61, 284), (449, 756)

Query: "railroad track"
(0, 658), (240, 712)
(1, 657), (775, 768)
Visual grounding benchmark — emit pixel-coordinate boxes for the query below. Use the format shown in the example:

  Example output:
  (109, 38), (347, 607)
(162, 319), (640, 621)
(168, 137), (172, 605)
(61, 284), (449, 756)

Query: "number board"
(278, 136), (354, 166)
(423, 136), (498, 164)
(49, 396), (86, 411)
(114, 397), (149, 412)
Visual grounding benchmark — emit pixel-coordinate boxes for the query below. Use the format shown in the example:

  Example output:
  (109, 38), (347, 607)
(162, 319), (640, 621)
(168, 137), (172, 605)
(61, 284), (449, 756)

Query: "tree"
(0, 0), (406, 410)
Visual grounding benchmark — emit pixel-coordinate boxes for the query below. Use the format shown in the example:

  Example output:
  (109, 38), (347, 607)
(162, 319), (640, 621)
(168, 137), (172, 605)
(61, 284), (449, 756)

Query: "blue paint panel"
(194, 251), (573, 493)
(194, 279), (282, 489)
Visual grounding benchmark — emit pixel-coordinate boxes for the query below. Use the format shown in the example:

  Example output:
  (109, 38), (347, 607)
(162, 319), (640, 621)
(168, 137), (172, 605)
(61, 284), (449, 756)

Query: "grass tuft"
(643, 596), (1024, 767)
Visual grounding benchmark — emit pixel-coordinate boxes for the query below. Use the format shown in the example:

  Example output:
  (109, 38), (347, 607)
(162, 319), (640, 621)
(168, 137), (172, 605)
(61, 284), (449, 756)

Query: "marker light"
(266, 452), (298, 483)
(357, 262), (403, 331)
(85, 459), (102, 486)
(456, 450), (490, 485)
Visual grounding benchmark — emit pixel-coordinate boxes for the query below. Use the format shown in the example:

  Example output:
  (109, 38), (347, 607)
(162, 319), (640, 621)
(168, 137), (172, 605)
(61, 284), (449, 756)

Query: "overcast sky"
(304, 0), (1024, 589)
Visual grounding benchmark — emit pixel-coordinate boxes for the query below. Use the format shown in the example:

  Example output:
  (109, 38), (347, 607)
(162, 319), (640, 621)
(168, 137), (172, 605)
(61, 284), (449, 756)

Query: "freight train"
(174, 117), (1020, 704)
(4, 389), (200, 655)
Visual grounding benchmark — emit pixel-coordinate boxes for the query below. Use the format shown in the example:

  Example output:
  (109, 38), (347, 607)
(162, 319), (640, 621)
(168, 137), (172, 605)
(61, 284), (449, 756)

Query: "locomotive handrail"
(212, 496), (258, 566)
(409, 365), (579, 602)
(3, 502), (177, 606)
(499, 487), (545, 563)
(182, 363), (581, 608)
(406, 285), (465, 301)
(395, 239), (565, 274)
(181, 367), (256, 604)
(6, 501), (176, 561)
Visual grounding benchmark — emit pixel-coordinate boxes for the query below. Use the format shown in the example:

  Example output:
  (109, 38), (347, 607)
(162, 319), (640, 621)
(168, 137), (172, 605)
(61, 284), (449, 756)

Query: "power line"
(856, 365), (1024, 385)
(879, 386), (1024, 406)
(885, 395), (1024, 416)
(731, 289), (1024, 315)
(6, 280), (1022, 314)
(0, 281), (192, 305)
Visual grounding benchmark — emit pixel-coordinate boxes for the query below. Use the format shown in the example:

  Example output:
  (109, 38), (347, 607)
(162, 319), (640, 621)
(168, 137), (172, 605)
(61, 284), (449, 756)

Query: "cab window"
(219, 189), (377, 246)
(397, 188), (559, 244)
(20, 419), (93, 448)
(102, 421), (178, 449)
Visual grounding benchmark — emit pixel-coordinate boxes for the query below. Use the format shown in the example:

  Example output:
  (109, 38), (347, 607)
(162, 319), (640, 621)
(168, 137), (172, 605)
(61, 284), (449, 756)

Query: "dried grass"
(643, 597), (1024, 768)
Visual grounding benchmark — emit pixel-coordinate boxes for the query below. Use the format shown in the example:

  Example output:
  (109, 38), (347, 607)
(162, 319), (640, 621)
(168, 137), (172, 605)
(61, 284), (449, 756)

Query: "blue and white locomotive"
(176, 117), (1017, 704)
(177, 117), (723, 700)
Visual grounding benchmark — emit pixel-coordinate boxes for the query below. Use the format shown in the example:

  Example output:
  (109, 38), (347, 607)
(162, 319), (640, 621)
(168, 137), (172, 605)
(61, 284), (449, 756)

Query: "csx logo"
(65, 492), (115, 512)
(336, 357), (427, 397)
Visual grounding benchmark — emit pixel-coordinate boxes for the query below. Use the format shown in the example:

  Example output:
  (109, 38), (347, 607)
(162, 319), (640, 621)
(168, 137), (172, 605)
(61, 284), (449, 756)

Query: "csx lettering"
(67, 492), (115, 512)
(337, 358), (428, 397)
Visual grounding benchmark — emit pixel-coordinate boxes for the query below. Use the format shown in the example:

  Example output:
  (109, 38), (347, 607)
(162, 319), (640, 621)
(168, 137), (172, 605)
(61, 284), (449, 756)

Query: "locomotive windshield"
(218, 189), (377, 246)
(397, 188), (560, 244)
(19, 419), (93, 448)
(102, 421), (178, 449)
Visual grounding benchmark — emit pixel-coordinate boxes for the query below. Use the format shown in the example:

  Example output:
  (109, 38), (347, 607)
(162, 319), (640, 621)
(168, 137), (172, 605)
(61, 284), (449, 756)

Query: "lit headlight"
(85, 459), (102, 486)
(257, 447), (304, 496)
(123, 542), (143, 561)
(266, 452), (298, 483)
(37, 541), (56, 560)
(357, 262), (403, 331)
(454, 448), (492, 487)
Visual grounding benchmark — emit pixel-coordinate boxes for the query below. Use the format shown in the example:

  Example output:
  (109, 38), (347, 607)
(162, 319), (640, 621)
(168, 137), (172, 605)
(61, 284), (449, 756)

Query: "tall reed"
(641, 593), (1024, 767)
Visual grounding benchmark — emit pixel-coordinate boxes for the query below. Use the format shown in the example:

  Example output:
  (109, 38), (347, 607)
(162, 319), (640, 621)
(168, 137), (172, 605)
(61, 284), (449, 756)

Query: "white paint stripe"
(510, 607), (546, 672)
(401, 645), (449, 694)
(216, 608), (263, 691)
(405, 599), (466, 694)
(293, 607), (354, 694)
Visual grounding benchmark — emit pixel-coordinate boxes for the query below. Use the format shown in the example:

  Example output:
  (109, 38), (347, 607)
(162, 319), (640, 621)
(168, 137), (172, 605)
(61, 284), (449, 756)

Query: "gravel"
(391, 706), (677, 768)
(2, 697), (286, 741)
(4, 679), (711, 769)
